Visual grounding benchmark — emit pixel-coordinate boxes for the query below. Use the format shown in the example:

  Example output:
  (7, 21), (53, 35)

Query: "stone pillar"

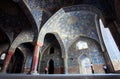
(64, 53), (68, 74)
(64, 57), (67, 74)
(2, 51), (14, 73)
(30, 42), (43, 74)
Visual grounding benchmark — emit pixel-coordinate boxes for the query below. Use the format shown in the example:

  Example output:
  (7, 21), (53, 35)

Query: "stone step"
(0, 74), (120, 79)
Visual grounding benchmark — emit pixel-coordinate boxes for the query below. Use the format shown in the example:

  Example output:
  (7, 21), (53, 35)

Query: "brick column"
(31, 42), (43, 74)
(2, 51), (14, 73)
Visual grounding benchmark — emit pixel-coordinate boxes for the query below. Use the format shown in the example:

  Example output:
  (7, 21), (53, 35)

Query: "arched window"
(50, 47), (54, 54)
(76, 41), (88, 50)
(0, 53), (6, 60)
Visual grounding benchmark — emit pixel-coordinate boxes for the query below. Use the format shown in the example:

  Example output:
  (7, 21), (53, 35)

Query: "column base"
(30, 71), (39, 75)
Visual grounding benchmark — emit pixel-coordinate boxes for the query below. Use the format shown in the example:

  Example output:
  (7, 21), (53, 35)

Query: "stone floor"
(0, 74), (120, 79)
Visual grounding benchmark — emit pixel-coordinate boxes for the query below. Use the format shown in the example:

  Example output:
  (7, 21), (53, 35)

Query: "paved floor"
(0, 74), (120, 79)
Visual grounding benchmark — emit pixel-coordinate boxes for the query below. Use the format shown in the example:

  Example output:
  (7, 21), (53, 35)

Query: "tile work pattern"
(39, 5), (101, 50)
(68, 37), (105, 67)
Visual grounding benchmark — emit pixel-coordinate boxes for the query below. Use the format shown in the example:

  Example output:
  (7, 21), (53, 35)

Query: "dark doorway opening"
(7, 48), (24, 73)
(48, 59), (54, 74)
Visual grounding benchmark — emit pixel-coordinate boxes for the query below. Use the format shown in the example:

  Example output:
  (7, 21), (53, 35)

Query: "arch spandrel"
(9, 30), (34, 52)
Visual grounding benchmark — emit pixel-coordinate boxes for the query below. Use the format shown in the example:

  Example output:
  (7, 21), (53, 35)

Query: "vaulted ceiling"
(0, 0), (119, 49)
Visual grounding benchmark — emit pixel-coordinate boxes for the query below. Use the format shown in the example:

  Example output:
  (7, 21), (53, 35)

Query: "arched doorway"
(48, 59), (54, 74)
(7, 48), (24, 73)
(68, 36), (106, 74)
(39, 33), (64, 74)
(79, 54), (92, 74)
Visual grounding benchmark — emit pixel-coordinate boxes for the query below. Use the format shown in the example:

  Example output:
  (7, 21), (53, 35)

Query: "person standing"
(45, 66), (48, 74)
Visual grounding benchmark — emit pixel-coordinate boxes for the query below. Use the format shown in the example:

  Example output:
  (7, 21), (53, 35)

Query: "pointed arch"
(1, 30), (34, 73)
(68, 36), (106, 74)
(68, 36), (101, 50)
(42, 33), (65, 58)
(39, 33), (65, 74)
